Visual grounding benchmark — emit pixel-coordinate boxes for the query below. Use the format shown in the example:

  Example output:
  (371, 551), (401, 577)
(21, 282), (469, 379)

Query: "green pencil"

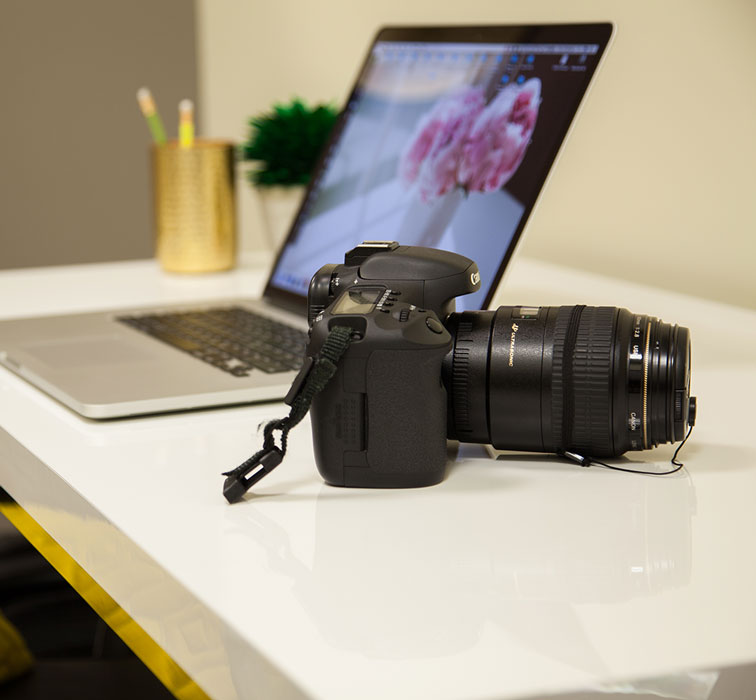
(137, 87), (167, 145)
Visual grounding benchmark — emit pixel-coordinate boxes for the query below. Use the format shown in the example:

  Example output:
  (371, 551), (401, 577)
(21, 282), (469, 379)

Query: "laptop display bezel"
(262, 23), (614, 316)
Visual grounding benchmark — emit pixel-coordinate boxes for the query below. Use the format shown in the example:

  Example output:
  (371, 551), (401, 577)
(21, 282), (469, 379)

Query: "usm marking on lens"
(508, 323), (519, 366)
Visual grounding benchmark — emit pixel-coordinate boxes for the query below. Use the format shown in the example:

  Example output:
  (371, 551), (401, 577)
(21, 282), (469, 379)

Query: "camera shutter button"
(425, 317), (444, 334)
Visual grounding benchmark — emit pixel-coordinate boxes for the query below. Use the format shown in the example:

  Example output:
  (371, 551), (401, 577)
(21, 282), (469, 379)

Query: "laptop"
(0, 23), (613, 419)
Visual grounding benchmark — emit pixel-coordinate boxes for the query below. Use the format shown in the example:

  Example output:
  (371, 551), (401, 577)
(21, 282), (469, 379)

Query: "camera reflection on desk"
(225, 462), (694, 668)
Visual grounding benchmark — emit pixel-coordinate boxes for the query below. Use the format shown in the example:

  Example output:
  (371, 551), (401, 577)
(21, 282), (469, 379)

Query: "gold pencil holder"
(152, 140), (236, 273)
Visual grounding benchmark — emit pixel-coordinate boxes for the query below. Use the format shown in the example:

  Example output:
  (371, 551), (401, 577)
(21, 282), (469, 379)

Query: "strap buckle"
(222, 447), (283, 504)
(221, 324), (354, 504)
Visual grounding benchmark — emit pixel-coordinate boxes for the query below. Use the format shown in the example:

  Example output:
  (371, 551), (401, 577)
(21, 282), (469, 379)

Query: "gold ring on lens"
(642, 322), (651, 448)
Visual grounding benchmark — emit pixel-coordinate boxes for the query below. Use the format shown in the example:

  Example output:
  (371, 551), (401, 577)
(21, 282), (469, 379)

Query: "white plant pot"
(255, 185), (306, 251)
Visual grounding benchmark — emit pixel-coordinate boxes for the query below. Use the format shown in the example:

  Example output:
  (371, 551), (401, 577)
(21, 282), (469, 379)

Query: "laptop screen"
(265, 24), (613, 312)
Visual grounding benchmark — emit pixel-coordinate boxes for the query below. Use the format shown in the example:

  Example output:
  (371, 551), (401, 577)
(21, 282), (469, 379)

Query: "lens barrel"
(442, 306), (694, 457)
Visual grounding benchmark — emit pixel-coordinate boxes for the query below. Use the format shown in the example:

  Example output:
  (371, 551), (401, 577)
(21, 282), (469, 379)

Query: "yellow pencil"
(179, 99), (194, 148)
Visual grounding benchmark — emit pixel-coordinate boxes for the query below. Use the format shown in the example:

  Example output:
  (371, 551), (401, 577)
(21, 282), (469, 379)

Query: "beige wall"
(196, 0), (756, 309)
(0, 0), (198, 270)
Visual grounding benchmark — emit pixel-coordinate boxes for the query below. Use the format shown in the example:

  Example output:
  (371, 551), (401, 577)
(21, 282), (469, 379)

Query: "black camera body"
(307, 242), (480, 487)
(306, 241), (696, 489)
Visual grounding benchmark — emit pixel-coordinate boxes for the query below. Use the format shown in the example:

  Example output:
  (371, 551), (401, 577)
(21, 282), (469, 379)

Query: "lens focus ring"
(551, 306), (616, 456)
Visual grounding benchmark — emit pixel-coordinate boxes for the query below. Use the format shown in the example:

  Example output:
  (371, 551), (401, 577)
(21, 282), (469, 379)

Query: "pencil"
(179, 99), (195, 148)
(136, 87), (167, 145)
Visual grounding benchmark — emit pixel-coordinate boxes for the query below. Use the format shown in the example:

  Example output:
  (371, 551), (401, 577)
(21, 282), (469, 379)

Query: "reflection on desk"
(225, 454), (694, 666)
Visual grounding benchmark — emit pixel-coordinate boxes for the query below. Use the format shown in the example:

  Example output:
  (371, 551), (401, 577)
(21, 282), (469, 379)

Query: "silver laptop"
(0, 24), (612, 418)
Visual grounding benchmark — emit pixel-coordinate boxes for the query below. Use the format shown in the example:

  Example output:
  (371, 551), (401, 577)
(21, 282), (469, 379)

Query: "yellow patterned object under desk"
(0, 609), (33, 683)
(0, 503), (210, 700)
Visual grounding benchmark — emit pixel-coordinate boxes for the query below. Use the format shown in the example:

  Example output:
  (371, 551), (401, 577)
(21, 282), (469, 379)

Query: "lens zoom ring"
(552, 307), (615, 456)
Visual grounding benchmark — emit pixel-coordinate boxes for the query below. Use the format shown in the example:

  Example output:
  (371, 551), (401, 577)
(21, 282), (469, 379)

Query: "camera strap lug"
(222, 324), (354, 503)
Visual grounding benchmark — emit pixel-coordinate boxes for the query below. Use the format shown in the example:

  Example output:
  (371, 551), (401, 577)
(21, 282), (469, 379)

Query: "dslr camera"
(306, 241), (697, 488)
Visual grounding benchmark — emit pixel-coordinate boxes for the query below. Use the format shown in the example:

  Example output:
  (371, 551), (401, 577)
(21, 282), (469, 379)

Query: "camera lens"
(442, 306), (694, 457)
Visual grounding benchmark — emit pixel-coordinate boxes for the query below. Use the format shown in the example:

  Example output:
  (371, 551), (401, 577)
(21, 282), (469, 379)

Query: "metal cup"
(152, 140), (236, 273)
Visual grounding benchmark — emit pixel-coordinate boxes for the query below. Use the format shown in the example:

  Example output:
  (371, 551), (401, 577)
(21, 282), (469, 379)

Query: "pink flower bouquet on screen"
(459, 78), (541, 193)
(399, 86), (486, 202)
(399, 78), (542, 202)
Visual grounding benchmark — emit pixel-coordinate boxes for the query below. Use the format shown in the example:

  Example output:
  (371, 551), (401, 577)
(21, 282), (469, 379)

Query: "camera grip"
(311, 346), (448, 488)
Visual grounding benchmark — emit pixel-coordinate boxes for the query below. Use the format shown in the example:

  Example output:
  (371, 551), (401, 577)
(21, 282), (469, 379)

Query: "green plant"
(242, 98), (338, 187)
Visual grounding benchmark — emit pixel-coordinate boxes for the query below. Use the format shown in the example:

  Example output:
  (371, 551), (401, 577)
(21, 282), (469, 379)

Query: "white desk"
(0, 254), (755, 700)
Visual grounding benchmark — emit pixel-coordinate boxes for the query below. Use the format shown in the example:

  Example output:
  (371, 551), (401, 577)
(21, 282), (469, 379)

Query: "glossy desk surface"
(0, 255), (754, 700)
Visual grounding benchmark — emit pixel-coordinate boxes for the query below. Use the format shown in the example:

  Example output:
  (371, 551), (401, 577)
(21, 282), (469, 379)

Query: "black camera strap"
(222, 325), (354, 503)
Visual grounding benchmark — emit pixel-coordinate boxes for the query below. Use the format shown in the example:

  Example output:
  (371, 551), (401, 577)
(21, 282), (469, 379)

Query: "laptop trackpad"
(20, 336), (153, 369)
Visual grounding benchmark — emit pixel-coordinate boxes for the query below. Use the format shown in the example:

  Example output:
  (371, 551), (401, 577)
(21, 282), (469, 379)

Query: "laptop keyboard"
(117, 306), (307, 376)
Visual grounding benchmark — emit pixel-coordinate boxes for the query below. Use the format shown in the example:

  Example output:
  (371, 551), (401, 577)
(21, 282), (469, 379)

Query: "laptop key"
(117, 307), (306, 377)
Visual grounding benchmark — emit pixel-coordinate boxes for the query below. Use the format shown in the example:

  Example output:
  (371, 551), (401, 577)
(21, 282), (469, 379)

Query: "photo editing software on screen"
(272, 38), (603, 311)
